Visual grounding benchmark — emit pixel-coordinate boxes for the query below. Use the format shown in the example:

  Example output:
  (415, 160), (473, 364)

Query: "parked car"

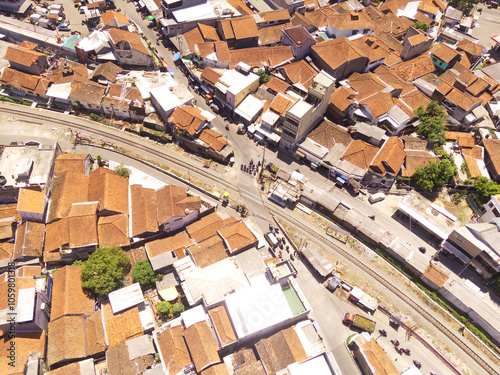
(57, 23), (71, 31)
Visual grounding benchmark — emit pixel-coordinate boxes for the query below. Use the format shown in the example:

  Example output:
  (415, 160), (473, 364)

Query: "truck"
(343, 313), (376, 333)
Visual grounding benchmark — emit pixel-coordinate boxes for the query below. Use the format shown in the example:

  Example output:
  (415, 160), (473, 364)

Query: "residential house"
(326, 11), (374, 39)
(311, 37), (369, 80)
(0, 68), (50, 98)
(130, 184), (158, 238)
(101, 10), (131, 30)
(153, 324), (193, 375)
(281, 25), (316, 60)
(156, 185), (202, 232)
(214, 64), (260, 108)
(13, 221), (45, 263)
(69, 79), (106, 112)
(54, 153), (91, 177)
(227, 45), (294, 69)
(101, 83), (146, 122)
(47, 172), (90, 222)
(145, 231), (193, 272)
(167, 105), (210, 136)
(44, 218), (70, 264)
(363, 137), (406, 187)
(442, 6), (463, 28)
(98, 214), (130, 248)
(106, 28), (153, 68)
(265, 76), (291, 95)
(106, 335), (156, 375)
(0, 332), (46, 375)
(401, 150), (439, 178)
(258, 23), (292, 47)
(254, 9), (291, 28)
(481, 195), (500, 223)
(0, 266), (50, 334)
(187, 235), (228, 268)
(278, 71), (335, 148)
(390, 54), (435, 82)
(184, 321), (221, 372)
(339, 139), (379, 181)
(400, 27), (433, 61)
(67, 202), (99, 255)
(483, 139), (500, 181)
(198, 128), (234, 163)
(193, 41), (230, 69)
(217, 220), (257, 254)
(150, 83), (194, 123)
(91, 62), (123, 84)
(349, 35), (401, 71)
(201, 67), (223, 91)
(218, 16), (259, 49)
(353, 338), (399, 375)
(4, 45), (49, 75)
(186, 212), (237, 243)
(456, 39), (485, 66)
(88, 167), (129, 216)
(46, 311), (106, 368)
(431, 42), (461, 71)
(44, 359), (96, 375)
(17, 187), (46, 222)
(279, 60), (318, 91)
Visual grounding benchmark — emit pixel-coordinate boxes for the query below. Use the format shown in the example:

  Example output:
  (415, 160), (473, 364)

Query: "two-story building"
(218, 16), (259, 49)
(106, 28), (153, 69)
(326, 11), (374, 39)
(430, 42), (461, 72)
(214, 63), (259, 108)
(4, 45), (49, 75)
(281, 25), (316, 60)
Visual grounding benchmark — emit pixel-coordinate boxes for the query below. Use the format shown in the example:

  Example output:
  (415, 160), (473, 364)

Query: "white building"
(481, 195), (500, 223)
(214, 63), (260, 109)
(150, 83), (194, 122)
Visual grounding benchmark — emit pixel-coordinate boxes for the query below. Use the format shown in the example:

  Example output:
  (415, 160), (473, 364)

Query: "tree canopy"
(412, 159), (455, 192)
(257, 69), (271, 84)
(114, 164), (131, 178)
(415, 101), (447, 147)
(80, 246), (131, 295)
(132, 260), (157, 288)
(447, 0), (477, 16)
(411, 21), (428, 32)
(472, 177), (500, 206)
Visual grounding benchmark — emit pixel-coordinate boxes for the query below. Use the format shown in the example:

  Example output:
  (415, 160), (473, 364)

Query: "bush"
(80, 246), (131, 295)
(157, 301), (171, 314)
(172, 303), (184, 315)
(132, 260), (157, 287)
(412, 159), (455, 192)
(411, 21), (428, 32)
(114, 164), (131, 178)
(472, 177), (500, 205)
(415, 101), (447, 147)
(90, 113), (102, 122)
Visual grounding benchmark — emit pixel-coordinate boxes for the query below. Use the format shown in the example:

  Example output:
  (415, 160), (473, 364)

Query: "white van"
(264, 231), (279, 248)
(368, 192), (386, 204)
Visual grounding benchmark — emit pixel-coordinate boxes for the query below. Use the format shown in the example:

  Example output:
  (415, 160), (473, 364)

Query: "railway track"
(2, 105), (497, 374)
(265, 203), (499, 375)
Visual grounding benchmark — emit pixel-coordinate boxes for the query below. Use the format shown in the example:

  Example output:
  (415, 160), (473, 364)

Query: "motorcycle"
(419, 246), (426, 253)
(225, 124), (229, 130)
(390, 339), (400, 346)
(379, 329), (387, 337)
(240, 164), (243, 171)
(403, 348), (411, 355)
(413, 360), (422, 369)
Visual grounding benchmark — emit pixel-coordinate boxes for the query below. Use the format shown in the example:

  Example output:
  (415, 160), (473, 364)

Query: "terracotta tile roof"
(466, 77), (490, 96)
(431, 42), (460, 64)
(227, 0), (253, 15)
(199, 128), (229, 152)
(184, 26), (206, 52)
(0, 218), (14, 242)
(266, 76), (291, 93)
(481, 74), (499, 93)
(312, 37), (365, 71)
(255, 326), (308, 374)
(308, 119), (352, 149)
(270, 92), (299, 116)
(422, 263), (449, 287)
(291, 12), (314, 30)
(102, 302), (143, 346)
(484, 139), (500, 174)
(195, 23), (219, 42)
(463, 154), (482, 177)
(369, 137), (406, 176)
(156, 185), (201, 225)
(359, 92), (397, 118)
(68, 202), (98, 248)
(44, 218), (68, 255)
(401, 151), (439, 177)
(130, 184), (158, 236)
(70, 79), (106, 106)
(13, 221), (44, 260)
(0, 272), (37, 312)
(375, 31), (403, 54)
(0, 67), (50, 96)
(453, 62), (478, 85)
(328, 86), (355, 115)
(4, 45), (45, 67)
(478, 91), (494, 106)
(390, 54), (435, 82)
(214, 42), (229, 62)
(48, 172), (90, 222)
(189, 215), (237, 243)
(54, 153), (89, 176)
(228, 46), (293, 69)
(184, 321), (220, 372)
(0, 332), (45, 375)
(358, 338), (399, 375)
(92, 62), (123, 82)
(327, 11), (374, 31)
(347, 72), (386, 98)
(47, 311), (106, 367)
(302, 6), (338, 28)
(259, 9), (291, 23)
(374, 65), (414, 95)
(106, 339), (155, 375)
(280, 60), (317, 89)
(108, 28), (150, 55)
(446, 88), (481, 111)
(372, 12), (411, 39)
(224, 16), (259, 40)
(201, 67), (223, 87)
(208, 305), (236, 346)
(458, 134), (475, 147)
(283, 25), (315, 45)
(342, 139), (379, 170)
(146, 230), (192, 259)
(217, 220), (257, 253)
(0, 204), (20, 222)
(101, 10), (130, 26)
(44, 60), (89, 85)
(19, 41), (38, 50)
(457, 51), (472, 68)
(88, 167), (129, 214)
(456, 39), (483, 57)
(414, 10), (435, 25)
(259, 22), (291, 45)
(201, 363), (230, 375)
(46, 361), (86, 375)
(350, 36), (398, 65)
(169, 106), (207, 136)
(17, 187), (45, 216)
(462, 145), (483, 159)
(189, 235), (228, 268)
(98, 214), (130, 248)
(156, 325), (192, 374)
(51, 265), (95, 322)
(0, 242), (14, 261)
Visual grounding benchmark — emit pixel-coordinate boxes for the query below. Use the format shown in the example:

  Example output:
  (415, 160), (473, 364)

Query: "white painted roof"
(108, 283), (145, 314)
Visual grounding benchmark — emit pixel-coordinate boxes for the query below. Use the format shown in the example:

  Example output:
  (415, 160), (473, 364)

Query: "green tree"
(412, 159), (455, 192)
(257, 69), (271, 84)
(80, 246), (131, 295)
(114, 164), (131, 178)
(447, 0), (477, 16)
(172, 302), (185, 315)
(157, 301), (172, 314)
(411, 21), (428, 32)
(472, 177), (500, 205)
(132, 260), (157, 287)
(415, 101), (447, 147)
